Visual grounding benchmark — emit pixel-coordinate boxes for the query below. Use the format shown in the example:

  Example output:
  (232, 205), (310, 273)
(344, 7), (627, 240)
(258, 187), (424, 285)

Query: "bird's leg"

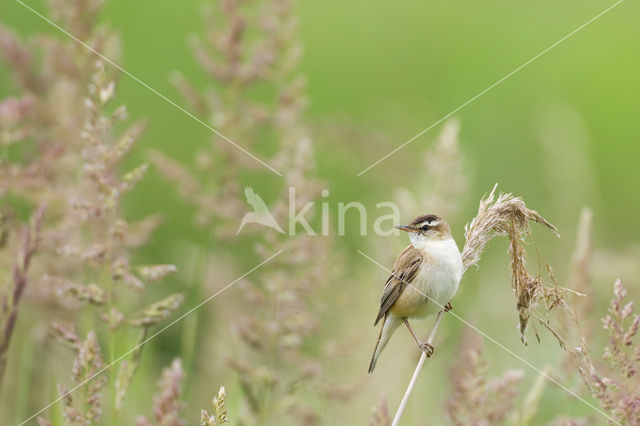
(444, 302), (453, 312)
(403, 318), (434, 357)
(402, 318), (421, 346)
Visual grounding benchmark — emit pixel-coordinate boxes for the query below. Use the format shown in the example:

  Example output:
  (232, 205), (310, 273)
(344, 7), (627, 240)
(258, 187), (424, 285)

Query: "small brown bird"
(368, 214), (463, 373)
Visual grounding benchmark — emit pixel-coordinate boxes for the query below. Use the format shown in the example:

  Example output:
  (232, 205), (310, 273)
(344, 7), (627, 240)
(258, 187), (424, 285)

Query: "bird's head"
(395, 214), (452, 242)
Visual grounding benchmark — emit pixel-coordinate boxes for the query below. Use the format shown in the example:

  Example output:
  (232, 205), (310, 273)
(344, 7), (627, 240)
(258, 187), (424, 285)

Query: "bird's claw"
(444, 302), (453, 312)
(419, 342), (435, 357)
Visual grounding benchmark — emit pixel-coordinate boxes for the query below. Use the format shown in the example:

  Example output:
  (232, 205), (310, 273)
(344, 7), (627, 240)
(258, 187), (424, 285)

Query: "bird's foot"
(419, 342), (435, 357)
(444, 302), (453, 312)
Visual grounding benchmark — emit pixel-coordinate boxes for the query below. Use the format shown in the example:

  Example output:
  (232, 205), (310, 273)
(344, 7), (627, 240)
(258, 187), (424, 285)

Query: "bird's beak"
(395, 225), (417, 233)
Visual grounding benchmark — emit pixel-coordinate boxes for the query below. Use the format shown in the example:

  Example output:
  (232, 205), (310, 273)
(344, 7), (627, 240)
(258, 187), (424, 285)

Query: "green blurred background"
(1, 0), (639, 424)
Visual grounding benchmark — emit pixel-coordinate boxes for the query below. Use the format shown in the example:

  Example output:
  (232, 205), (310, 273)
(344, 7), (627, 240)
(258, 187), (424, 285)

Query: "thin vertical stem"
(391, 310), (444, 426)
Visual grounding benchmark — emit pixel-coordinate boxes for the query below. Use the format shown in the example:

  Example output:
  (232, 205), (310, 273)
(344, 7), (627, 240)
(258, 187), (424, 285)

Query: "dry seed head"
(100, 307), (124, 329)
(461, 184), (559, 343)
(48, 276), (107, 305)
(213, 386), (229, 423)
(130, 293), (184, 327)
(147, 358), (186, 426)
(52, 323), (79, 347)
(121, 163), (149, 189)
(201, 386), (230, 425)
(137, 264), (178, 283)
(462, 184), (559, 272)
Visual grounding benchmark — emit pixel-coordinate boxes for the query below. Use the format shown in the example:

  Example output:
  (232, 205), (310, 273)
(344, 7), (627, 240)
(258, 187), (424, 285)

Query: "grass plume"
(462, 184), (560, 343)
(200, 386), (230, 425)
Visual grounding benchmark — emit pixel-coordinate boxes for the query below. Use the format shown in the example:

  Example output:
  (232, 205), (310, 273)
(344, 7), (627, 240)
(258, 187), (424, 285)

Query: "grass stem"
(391, 310), (444, 426)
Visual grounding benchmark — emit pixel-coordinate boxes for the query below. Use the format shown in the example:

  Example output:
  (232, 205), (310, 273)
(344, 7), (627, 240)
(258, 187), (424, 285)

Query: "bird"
(235, 186), (285, 235)
(368, 214), (463, 374)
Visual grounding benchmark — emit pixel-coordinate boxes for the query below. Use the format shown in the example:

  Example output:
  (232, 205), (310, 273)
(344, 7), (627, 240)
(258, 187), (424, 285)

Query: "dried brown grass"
(461, 184), (561, 343)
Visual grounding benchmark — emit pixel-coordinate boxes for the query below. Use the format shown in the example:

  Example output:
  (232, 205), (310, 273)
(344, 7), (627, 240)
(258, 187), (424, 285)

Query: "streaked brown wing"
(374, 245), (423, 325)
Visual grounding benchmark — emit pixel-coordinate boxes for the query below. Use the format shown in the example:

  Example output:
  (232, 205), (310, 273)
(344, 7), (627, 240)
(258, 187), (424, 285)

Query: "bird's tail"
(368, 315), (400, 374)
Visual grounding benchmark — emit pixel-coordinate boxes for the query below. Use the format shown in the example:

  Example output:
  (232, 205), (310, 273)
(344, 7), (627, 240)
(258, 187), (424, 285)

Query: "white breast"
(410, 237), (463, 309)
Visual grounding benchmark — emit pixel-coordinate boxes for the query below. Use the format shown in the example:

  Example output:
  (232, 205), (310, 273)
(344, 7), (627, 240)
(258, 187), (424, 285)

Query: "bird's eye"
(421, 224), (430, 231)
